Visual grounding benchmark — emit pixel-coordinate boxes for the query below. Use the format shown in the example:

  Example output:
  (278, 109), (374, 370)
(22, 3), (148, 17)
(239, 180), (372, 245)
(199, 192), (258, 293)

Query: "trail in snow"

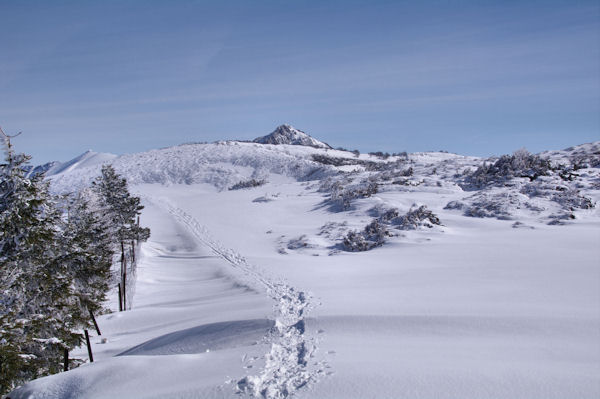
(151, 197), (324, 398)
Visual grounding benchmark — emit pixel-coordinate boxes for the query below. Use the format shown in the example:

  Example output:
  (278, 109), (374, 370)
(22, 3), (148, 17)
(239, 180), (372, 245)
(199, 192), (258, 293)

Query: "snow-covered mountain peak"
(253, 124), (332, 149)
(46, 149), (118, 176)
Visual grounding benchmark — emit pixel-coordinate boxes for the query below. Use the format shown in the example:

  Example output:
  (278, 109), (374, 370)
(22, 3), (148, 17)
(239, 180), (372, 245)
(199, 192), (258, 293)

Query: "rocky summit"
(253, 124), (332, 149)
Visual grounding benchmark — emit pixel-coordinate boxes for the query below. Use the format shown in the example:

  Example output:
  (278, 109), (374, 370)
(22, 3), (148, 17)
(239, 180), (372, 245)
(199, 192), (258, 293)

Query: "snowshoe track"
(153, 197), (322, 398)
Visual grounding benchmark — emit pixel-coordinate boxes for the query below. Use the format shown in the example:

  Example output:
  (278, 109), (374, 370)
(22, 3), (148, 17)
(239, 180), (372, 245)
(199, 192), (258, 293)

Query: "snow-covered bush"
(547, 212), (576, 225)
(520, 180), (594, 211)
(462, 200), (513, 220)
(330, 181), (378, 211)
(318, 221), (348, 241)
(287, 235), (313, 250)
(390, 205), (441, 229)
(342, 205), (441, 251)
(318, 177), (347, 194)
(550, 190), (594, 210)
(569, 143), (600, 169)
(342, 220), (390, 252)
(399, 167), (414, 177)
(512, 221), (535, 229)
(374, 205), (441, 229)
(369, 151), (391, 160)
(252, 193), (279, 203)
(229, 178), (267, 190)
(444, 200), (464, 211)
(311, 154), (362, 167)
(464, 148), (552, 189)
(448, 192), (530, 220)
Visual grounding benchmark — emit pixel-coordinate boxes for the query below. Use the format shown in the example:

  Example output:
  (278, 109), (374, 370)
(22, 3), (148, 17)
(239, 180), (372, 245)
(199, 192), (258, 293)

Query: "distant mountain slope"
(46, 150), (118, 176)
(48, 141), (356, 192)
(23, 161), (62, 178)
(253, 124), (332, 149)
(45, 136), (600, 227)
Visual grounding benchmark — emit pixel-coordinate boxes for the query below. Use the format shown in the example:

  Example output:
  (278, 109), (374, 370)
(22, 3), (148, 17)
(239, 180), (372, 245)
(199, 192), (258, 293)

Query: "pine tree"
(92, 165), (150, 247)
(60, 192), (114, 321)
(91, 165), (149, 310)
(0, 129), (79, 394)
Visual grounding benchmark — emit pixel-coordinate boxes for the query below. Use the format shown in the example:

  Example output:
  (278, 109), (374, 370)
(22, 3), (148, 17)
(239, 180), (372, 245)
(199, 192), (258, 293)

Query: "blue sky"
(1, 0), (598, 163)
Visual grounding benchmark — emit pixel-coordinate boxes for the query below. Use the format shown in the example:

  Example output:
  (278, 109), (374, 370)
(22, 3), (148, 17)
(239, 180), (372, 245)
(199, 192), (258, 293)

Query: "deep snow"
(8, 138), (600, 398)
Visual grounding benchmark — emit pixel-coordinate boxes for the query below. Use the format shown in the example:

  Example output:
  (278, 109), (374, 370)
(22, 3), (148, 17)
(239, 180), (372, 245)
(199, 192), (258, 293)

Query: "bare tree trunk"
(88, 308), (101, 335)
(121, 241), (127, 310)
(118, 283), (123, 312)
(122, 271), (127, 310)
(84, 330), (94, 363)
(63, 348), (69, 371)
(120, 241), (125, 276)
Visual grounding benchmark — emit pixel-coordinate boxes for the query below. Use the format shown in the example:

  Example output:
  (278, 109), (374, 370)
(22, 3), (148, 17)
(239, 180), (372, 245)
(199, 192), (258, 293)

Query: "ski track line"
(147, 196), (325, 399)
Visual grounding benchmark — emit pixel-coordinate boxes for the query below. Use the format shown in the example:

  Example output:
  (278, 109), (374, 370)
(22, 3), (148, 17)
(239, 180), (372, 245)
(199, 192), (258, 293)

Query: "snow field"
(135, 181), (599, 399)
(10, 139), (600, 398)
(10, 202), (275, 398)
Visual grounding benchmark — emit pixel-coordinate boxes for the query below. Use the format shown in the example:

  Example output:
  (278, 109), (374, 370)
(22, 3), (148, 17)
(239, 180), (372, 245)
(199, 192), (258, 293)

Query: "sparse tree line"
(0, 130), (149, 395)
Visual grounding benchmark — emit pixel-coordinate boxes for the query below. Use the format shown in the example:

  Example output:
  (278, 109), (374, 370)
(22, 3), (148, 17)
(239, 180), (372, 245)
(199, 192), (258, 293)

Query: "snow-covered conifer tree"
(91, 165), (150, 310)
(0, 129), (79, 394)
(92, 165), (150, 249)
(60, 191), (114, 328)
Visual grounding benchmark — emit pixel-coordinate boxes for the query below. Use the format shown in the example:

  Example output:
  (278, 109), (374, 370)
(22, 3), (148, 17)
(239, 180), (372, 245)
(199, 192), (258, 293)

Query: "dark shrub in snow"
(547, 212), (576, 225)
(369, 151), (390, 160)
(391, 205), (441, 229)
(287, 235), (312, 250)
(569, 144), (600, 169)
(521, 181), (595, 211)
(463, 201), (513, 220)
(311, 154), (361, 167)
(378, 207), (400, 222)
(400, 167), (414, 177)
(330, 181), (378, 211)
(229, 178), (266, 190)
(311, 154), (383, 170)
(444, 201), (464, 210)
(551, 190), (594, 210)
(342, 205), (442, 251)
(454, 193), (528, 220)
(342, 219), (390, 252)
(377, 205), (442, 229)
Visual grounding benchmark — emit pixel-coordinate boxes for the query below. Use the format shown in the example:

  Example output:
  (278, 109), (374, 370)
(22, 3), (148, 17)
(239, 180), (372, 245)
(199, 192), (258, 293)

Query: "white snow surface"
(10, 140), (600, 398)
